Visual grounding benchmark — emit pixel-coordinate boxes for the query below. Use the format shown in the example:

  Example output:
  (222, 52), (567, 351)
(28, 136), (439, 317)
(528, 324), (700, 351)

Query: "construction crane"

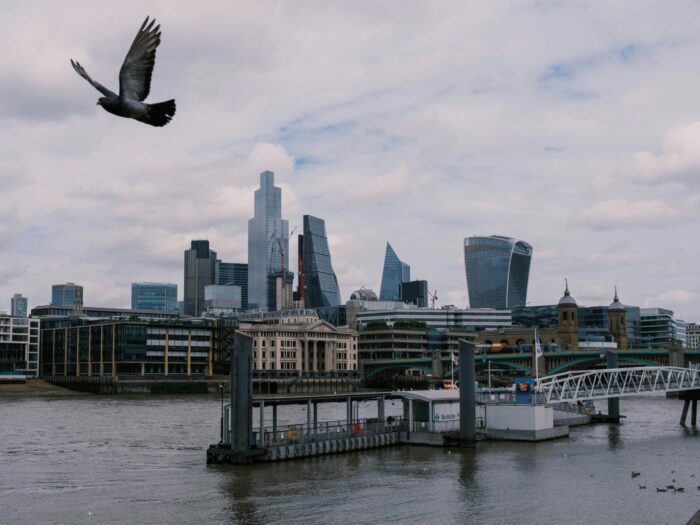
(269, 227), (297, 273)
(428, 289), (438, 309)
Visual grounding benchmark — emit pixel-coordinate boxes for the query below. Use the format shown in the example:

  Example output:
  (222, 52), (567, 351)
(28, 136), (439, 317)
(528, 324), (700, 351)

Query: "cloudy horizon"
(2, 1), (700, 320)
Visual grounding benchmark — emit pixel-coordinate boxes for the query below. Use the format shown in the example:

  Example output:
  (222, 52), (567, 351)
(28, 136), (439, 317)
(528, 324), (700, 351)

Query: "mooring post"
(346, 397), (352, 429)
(681, 399), (690, 426)
(313, 401), (318, 437)
(458, 339), (476, 447)
(606, 351), (620, 421)
(378, 396), (385, 422)
(231, 332), (254, 461)
(307, 399), (312, 435)
(692, 399), (698, 427)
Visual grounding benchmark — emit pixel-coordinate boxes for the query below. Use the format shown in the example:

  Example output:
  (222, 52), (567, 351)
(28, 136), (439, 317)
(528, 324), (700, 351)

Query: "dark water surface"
(1, 394), (699, 524)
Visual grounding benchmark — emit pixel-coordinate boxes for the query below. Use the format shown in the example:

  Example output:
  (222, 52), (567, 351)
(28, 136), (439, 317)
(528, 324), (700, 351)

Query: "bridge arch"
(363, 363), (432, 380)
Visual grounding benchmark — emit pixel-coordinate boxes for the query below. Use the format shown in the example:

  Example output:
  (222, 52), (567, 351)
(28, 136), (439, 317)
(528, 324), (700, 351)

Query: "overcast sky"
(2, 1), (700, 319)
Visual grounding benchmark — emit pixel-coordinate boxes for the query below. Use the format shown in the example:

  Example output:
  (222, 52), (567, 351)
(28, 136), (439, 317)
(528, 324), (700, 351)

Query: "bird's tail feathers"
(142, 99), (176, 127)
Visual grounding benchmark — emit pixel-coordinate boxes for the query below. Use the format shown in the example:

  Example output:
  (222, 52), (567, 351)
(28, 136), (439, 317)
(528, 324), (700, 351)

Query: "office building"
(248, 171), (290, 310)
(640, 308), (685, 349)
(379, 242), (410, 301)
(204, 284), (242, 315)
(356, 306), (511, 331)
(51, 283), (84, 308)
(216, 261), (248, 309)
(238, 315), (358, 373)
(400, 280), (428, 307)
(184, 240), (217, 316)
(267, 271), (294, 311)
(299, 215), (341, 308)
(10, 294), (28, 317)
(0, 315), (40, 377)
(131, 282), (178, 312)
(31, 304), (179, 320)
(40, 318), (214, 377)
(464, 235), (532, 309)
(686, 323), (700, 350)
(350, 288), (377, 301)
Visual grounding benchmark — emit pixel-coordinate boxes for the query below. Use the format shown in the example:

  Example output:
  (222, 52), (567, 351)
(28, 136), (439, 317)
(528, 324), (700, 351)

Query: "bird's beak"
(96, 101), (100, 105)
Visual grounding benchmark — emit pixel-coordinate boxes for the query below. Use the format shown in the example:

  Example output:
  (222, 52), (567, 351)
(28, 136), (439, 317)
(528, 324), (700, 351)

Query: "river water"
(1, 393), (698, 524)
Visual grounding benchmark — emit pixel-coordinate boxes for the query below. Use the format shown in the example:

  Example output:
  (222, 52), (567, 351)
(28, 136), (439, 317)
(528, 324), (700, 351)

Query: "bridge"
(536, 366), (700, 404)
(362, 348), (700, 379)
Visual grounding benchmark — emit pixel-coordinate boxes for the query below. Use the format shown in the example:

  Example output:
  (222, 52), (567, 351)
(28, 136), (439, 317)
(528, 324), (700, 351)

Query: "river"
(1, 393), (698, 524)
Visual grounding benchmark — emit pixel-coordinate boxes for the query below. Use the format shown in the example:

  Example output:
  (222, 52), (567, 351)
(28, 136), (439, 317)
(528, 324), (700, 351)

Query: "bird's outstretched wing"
(119, 17), (161, 101)
(70, 59), (117, 97)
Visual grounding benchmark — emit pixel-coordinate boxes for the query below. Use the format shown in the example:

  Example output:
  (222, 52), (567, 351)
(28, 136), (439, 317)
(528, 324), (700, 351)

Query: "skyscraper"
(247, 171), (289, 310)
(131, 282), (178, 312)
(300, 215), (341, 308)
(184, 240), (217, 316)
(216, 261), (248, 309)
(464, 235), (532, 309)
(51, 283), (84, 308)
(10, 294), (28, 317)
(379, 242), (410, 301)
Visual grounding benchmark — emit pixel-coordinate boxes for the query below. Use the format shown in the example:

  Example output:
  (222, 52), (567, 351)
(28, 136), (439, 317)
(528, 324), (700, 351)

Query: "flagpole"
(534, 327), (539, 381)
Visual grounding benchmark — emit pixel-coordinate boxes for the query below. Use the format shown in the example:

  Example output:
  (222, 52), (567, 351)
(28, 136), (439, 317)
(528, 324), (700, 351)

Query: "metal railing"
(400, 417), (485, 433)
(258, 417), (403, 447)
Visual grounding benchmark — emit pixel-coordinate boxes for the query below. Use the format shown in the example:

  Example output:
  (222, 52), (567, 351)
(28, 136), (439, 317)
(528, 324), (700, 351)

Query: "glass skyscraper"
(184, 240), (217, 316)
(247, 171), (289, 310)
(379, 242), (410, 301)
(51, 283), (84, 307)
(464, 235), (532, 309)
(301, 215), (341, 308)
(10, 294), (28, 317)
(131, 282), (178, 312)
(216, 262), (248, 310)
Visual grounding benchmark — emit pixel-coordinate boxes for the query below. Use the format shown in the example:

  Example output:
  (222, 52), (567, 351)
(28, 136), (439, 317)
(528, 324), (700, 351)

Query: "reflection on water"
(1, 394), (699, 524)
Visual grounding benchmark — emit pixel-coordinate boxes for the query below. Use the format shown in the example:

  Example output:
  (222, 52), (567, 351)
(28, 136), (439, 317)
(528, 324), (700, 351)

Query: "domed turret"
(609, 286), (625, 311)
(557, 279), (578, 350)
(558, 280), (577, 306)
(608, 287), (628, 349)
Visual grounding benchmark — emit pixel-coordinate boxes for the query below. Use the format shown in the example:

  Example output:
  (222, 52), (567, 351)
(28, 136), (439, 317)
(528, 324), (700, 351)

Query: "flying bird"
(70, 17), (175, 126)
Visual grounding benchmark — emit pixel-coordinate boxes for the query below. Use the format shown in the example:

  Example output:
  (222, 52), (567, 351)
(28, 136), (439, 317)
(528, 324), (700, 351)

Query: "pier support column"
(230, 332), (255, 462)
(272, 404), (278, 442)
(692, 399), (697, 426)
(606, 351), (620, 422)
(408, 399), (414, 433)
(458, 340), (476, 447)
(313, 402), (318, 437)
(346, 397), (352, 427)
(681, 399), (690, 426)
(307, 399), (312, 435)
(378, 396), (385, 421)
(259, 400), (265, 448)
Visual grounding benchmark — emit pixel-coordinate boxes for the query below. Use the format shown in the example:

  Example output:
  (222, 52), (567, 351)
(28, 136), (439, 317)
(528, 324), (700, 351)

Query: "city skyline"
(3, 2), (700, 320)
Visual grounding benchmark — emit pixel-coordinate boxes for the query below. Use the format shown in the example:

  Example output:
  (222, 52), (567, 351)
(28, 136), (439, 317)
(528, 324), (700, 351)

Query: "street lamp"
(218, 383), (224, 443)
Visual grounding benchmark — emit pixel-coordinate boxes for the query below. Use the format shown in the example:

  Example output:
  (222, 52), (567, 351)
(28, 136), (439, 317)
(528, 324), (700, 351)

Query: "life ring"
(518, 381), (528, 392)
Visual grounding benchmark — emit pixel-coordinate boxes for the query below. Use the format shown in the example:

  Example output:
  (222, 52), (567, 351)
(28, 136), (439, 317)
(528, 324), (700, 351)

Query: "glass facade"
(379, 242), (410, 301)
(10, 294), (28, 317)
(302, 215), (341, 308)
(400, 280), (428, 307)
(131, 282), (178, 312)
(216, 261), (248, 309)
(184, 240), (217, 316)
(247, 171), (289, 310)
(0, 316), (40, 376)
(464, 236), (532, 309)
(51, 283), (84, 307)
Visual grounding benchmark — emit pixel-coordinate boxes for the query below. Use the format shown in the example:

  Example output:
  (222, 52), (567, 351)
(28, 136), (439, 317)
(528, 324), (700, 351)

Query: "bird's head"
(97, 97), (107, 106)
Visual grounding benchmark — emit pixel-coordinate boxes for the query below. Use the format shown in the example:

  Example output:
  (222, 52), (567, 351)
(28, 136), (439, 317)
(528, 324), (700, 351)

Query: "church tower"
(557, 280), (578, 351)
(608, 287), (628, 350)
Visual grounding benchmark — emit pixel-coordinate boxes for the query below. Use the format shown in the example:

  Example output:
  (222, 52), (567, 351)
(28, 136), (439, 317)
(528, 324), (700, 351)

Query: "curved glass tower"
(464, 235), (532, 309)
(302, 215), (341, 308)
(379, 242), (410, 301)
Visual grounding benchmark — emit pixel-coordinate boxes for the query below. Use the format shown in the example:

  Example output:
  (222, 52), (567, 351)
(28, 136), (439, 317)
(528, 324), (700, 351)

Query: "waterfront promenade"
(1, 393), (698, 524)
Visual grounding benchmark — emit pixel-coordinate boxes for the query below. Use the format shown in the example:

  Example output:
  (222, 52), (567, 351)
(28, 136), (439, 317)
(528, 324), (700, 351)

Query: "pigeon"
(638, 485), (646, 490)
(656, 488), (667, 492)
(631, 471), (641, 478)
(70, 16), (175, 126)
